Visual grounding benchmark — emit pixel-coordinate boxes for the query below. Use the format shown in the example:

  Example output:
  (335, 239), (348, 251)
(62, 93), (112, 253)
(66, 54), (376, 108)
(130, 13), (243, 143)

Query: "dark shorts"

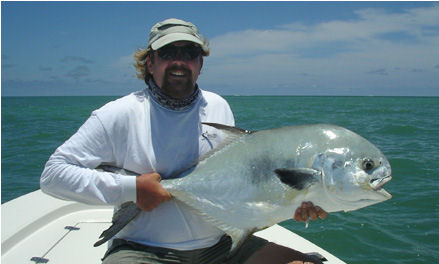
(102, 235), (268, 264)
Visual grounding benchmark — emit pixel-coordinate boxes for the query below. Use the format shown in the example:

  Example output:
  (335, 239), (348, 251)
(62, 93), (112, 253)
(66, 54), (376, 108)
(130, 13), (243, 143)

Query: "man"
(41, 18), (327, 264)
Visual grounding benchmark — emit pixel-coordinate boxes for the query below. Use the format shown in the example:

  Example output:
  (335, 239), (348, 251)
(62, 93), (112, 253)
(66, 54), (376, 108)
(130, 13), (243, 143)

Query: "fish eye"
(362, 158), (375, 171)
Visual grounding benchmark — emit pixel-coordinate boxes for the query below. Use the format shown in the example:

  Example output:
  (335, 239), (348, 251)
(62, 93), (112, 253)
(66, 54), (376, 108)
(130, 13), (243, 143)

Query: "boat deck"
(1, 190), (345, 264)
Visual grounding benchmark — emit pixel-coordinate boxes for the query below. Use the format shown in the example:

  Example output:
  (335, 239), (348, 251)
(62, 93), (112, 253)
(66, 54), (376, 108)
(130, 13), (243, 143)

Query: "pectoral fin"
(274, 168), (320, 190)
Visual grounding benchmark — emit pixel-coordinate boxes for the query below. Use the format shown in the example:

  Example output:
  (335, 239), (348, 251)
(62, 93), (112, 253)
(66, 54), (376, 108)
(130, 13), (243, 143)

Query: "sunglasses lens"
(158, 45), (202, 61)
(157, 46), (175, 60)
(184, 46), (202, 59)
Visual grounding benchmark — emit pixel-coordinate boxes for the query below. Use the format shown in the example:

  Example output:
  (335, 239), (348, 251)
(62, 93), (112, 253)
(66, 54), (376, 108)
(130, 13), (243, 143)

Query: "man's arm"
(40, 114), (135, 205)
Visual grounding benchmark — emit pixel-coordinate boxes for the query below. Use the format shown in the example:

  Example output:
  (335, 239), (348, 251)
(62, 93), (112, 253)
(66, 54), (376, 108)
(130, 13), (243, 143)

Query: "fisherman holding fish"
(41, 18), (328, 264)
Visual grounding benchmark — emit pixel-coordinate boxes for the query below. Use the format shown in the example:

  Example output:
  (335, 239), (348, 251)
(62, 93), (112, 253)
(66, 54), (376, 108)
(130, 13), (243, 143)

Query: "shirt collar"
(147, 79), (200, 111)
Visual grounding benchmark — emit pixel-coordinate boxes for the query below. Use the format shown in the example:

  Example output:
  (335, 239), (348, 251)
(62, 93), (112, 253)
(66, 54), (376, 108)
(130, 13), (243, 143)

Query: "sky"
(2, 1), (439, 96)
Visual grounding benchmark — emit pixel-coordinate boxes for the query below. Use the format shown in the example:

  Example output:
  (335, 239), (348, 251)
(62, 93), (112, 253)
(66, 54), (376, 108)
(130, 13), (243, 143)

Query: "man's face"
(147, 41), (203, 99)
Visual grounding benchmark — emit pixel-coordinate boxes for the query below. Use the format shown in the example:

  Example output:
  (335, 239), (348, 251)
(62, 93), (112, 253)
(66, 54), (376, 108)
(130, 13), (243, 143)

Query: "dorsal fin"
(198, 123), (252, 162)
(202, 122), (253, 135)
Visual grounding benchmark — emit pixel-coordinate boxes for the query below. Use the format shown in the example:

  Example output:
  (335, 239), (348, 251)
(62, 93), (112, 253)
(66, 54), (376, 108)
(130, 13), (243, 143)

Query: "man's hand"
(136, 172), (172, 211)
(294, 202), (328, 222)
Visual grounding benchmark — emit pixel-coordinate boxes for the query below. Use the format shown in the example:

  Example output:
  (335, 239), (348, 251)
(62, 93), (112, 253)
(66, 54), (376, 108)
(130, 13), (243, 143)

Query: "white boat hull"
(1, 190), (346, 264)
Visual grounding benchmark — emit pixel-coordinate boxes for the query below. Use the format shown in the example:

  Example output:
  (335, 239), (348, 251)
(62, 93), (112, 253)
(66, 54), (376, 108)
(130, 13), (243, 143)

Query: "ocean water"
(2, 95), (438, 263)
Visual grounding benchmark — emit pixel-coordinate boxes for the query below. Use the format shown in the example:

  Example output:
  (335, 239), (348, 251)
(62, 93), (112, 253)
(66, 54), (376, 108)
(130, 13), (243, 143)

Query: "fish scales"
(94, 123), (392, 252)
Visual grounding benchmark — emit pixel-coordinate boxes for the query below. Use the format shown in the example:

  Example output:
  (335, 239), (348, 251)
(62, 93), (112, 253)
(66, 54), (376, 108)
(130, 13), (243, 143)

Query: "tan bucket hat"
(148, 18), (209, 54)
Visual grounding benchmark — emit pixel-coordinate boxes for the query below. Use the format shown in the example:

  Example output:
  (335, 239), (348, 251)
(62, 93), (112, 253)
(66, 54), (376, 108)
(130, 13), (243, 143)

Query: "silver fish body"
(94, 123), (392, 250)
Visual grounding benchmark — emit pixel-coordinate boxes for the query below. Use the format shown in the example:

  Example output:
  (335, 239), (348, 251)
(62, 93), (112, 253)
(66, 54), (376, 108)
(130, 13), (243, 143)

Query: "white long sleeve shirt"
(40, 88), (235, 250)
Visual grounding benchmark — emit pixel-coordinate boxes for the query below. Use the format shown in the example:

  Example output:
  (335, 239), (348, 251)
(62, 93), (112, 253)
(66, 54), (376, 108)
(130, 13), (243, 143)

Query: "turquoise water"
(2, 96), (439, 263)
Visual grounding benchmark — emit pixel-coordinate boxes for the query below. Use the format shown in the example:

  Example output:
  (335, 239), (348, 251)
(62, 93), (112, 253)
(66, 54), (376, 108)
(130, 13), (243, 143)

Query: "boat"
(1, 190), (346, 264)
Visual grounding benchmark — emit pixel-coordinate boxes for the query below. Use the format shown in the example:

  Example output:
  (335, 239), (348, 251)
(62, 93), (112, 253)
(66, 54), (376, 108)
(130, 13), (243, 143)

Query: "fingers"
(307, 202), (318, 221)
(294, 202), (328, 222)
(315, 205), (328, 220)
(149, 173), (172, 201)
(151, 172), (162, 182)
(294, 207), (302, 222)
(301, 203), (309, 220)
(136, 172), (172, 211)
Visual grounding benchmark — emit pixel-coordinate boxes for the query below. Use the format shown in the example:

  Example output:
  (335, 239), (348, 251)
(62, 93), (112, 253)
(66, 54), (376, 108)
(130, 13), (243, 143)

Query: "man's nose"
(173, 48), (185, 61)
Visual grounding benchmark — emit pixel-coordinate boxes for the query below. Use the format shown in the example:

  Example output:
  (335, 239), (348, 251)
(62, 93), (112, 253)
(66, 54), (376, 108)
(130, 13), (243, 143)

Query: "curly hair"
(133, 47), (154, 83)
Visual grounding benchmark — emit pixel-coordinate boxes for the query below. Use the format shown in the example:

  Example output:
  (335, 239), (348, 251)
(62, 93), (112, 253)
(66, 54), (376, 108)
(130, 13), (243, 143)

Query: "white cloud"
(108, 54), (138, 81)
(203, 5), (439, 95)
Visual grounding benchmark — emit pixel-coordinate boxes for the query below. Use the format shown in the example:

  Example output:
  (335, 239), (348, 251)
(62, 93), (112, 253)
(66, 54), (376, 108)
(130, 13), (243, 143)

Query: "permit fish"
(94, 123), (392, 250)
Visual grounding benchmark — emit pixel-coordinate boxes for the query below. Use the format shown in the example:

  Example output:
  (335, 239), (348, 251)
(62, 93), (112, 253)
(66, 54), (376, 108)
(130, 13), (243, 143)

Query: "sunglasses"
(157, 45), (202, 61)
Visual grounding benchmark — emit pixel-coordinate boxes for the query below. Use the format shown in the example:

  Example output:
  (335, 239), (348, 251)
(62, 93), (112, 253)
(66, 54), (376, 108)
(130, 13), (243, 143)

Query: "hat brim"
(150, 33), (208, 53)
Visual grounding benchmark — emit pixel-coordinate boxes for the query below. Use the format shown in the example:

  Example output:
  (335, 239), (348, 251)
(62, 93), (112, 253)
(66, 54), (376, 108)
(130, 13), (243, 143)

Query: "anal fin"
(170, 194), (253, 256)
(227, 228), (253, 256)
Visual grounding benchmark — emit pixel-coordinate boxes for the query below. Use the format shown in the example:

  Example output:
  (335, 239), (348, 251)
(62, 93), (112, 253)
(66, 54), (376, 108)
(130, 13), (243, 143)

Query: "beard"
(160, 65), (195, 100)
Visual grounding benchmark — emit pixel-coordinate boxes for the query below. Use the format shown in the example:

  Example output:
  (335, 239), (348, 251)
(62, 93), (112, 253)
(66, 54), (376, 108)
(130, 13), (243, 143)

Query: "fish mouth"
(370, 175), (392, 191)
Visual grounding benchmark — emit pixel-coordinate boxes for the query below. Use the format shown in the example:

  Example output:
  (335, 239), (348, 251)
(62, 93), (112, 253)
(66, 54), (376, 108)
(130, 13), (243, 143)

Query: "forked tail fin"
(94, 201), (141, 247)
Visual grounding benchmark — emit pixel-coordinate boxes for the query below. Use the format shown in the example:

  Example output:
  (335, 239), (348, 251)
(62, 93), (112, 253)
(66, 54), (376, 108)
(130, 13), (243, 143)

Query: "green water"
(2, 96), (439, 263)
